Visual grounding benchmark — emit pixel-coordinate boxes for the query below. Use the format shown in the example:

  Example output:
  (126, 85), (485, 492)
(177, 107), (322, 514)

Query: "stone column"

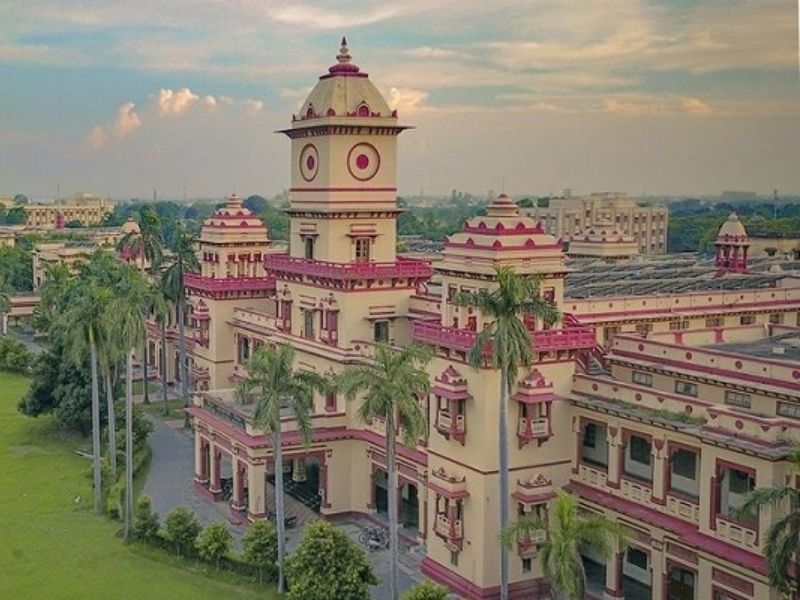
(194, 436), (208, 484)
(232, 461), (247, 511)
(651, 439), (666, 505)
(607, 428), (622, 489)
(603, 547), (625, 600)
(247, 462), (266, 519)
(209, 444), (222, 499)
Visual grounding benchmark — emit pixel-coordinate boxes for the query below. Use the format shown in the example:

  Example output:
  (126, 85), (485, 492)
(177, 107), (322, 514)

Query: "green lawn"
(0, 372), (276, 599)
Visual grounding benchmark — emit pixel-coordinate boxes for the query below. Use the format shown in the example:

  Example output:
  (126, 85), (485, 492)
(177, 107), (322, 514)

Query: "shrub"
(197, 522), (233, 569)
(162, 507), (202, 557)
(133, 495), (160, 542)
(285, 520), (378, 600)
(242, 519), (278, 584)
(105, 443), (151, 519)
(0, 336), (32, 373)
(402, 580), (450, 600)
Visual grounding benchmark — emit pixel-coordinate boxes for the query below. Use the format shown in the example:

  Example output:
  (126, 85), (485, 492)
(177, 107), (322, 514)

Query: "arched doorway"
(400, 481), (419, 531)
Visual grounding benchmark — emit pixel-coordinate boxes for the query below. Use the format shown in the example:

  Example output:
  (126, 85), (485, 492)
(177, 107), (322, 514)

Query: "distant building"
(522, 192), (668, 255)
(567, 218), (639, 261)
(24, 193), (111, 229)
(0, 227), (14, 248)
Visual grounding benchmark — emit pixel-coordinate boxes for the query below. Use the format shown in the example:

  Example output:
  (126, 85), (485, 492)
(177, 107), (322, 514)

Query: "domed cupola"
(294, 37), (394, 122)
(714, 212), (749, 272)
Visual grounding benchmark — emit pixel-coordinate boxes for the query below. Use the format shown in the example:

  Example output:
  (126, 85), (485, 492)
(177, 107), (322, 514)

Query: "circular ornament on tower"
(347, 142), (380, 181)
(299, 144), (319, 182)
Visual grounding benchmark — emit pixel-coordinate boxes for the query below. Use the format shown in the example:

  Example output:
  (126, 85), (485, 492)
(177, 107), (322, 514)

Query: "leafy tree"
(242, 519), (278, 584)
(736, 446), (800, 594)
(501, 491), (626, 600)
(337, 343), (432, 600)
(0, 280), (9, 338)
(197, 522), (233, 569)
(163, 507), (202, 557)
(285, 520), (378, 600)
(0, 336), (32, 372)
(5, 207), (26, 225)
(402, 581), (449, 600)
(236, 344), (325, 593)
(0, 246), (33, 291)
(13, 194), (28, 205)
(65, 219), (83, 228)
(454, 266), (559, 600)
(159, 224), (200, 418)
(133, 494), (160, 542)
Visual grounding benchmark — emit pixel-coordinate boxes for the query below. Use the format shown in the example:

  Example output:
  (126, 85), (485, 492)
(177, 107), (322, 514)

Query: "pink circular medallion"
(356, 154), (369, 169)
(306, 155), (315, 170)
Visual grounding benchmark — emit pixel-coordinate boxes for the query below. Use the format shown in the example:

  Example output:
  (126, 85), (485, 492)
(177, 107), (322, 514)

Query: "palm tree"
(98, 320), (125, 481)
(337, 343), (432, 600)
(736, 445), (800, 595)
(501, 491), (626, 600)
(0, 280), (9, 337)
(235, 343), (325, 593)
(453, 266), (560, 600)
(160, 225), (200, 421)
(118, 205), (164, 405)
(61, 281), (114, 514)
(111, 269), (152, 540)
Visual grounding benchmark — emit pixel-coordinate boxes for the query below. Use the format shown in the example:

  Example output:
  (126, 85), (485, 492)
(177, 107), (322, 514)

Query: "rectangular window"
(725, 390), (751, 409)
(635, 323), (653, 335)
(719, 466), (756, 524)
(632, 371), (653, 387)
(705, 315), (723, 328)
(669, 318), (682, 331)
(581, 422), (608, 468)
(303, 310), (315, 340)
(304, 237), (315, 260)
(769, 313), (784, 325)
(777, 402), (800, 419)
(674, 380), (698, 397)
(522, 558), (532, 573)
(625, 434), (652, 482)
(373, 320), (389, 343)
(325, 392), (337, 412)
(626, 548), (648, 570)
(354, 238), (371, 263)
(670, 448), (699, 498)
(450, 551), (459, 567)
(739, 314), (756, 325)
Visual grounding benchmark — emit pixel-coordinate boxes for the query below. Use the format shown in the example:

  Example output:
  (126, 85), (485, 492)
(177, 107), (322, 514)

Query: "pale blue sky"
(1, 0), (798, 199)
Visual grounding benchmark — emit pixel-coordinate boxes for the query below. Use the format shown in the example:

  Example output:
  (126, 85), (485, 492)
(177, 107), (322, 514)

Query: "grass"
(132, 379), (160, 396)
(140, 398), (186, 420)
(0, 371), (277, 599)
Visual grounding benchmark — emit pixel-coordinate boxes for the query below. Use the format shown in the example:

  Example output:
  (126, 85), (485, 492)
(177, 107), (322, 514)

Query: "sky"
(1, 0), (798, 200)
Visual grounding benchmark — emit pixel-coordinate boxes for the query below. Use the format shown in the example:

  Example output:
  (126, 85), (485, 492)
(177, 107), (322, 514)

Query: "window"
(522, 558), (532, 573)
(450, 551), (459, 567)
(581, 422), (608, 468)
(719, 465), (756, 524)
(635, 323), (653, 335)
(705, 315), (723, 328)
(725, 390), (751, 409)
(777, 402), (800, 419)
(668, 566), (695, 600)
(542, 287), (555, 304)
(303, 310), (315, 340)
(739, 314), (755, 325)
(674, 380), (698, 397)
(670, 448), (699, 498)
(373, 320), (389, 343)
(354, 238), (371, 263)
(303, 236), (315, 260)
(632, 371), (653, 387)
(325, 392), (337, 412)
(625, 435), (652, 482)
(669, 318), (689, 331)
(603, 326), (620, 342)
(769, 313), (784, 325)
(626, 548), (648, 571)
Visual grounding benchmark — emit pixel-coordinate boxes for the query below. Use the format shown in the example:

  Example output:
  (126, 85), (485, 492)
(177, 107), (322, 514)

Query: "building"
(24, 193), (111, 229)
(566, 218), (639, 261)
(0, 227), (15, 248)
(150, 42), (800, 600)
(524, 192), (668, 255)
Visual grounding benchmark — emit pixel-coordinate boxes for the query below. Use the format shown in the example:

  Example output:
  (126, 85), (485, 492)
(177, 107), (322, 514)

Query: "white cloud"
(157, 87), (200, 116)
(268, 5), (402, 30)
(87, 125), (108, 150)
(385, 87), (428, 113)
(241, 99), (264, 117)
(87, 101), (141, 149)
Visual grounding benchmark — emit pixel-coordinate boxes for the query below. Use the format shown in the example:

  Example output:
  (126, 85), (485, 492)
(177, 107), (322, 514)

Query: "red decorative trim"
(346, 142), (380, 182)
(299, 143), (319, 182)
(290, 186), (397, 193)
(421, 557), (548, 600)
(712, 567), (755, 595)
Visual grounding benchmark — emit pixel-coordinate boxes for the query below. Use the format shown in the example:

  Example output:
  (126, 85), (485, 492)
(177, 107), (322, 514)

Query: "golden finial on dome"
(337, 36), (351, 63)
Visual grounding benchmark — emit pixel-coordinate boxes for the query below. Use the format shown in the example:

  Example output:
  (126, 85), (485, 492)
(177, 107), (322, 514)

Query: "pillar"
(607, 429), (622, 489)
(209, 444), (222, 498)
(194, 436), (208, 484)
(1, 313), (7, 336)
(232, 461), (247, 511)
(603, 547), (625, 600)
(247, 462), (266, 519)
(651, 440), (666, 505)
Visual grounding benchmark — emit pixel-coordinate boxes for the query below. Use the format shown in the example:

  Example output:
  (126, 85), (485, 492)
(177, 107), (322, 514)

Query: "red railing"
(264, 254), (432, 281)
(184, 272), (276, 292)
(411, 320), (596, 353)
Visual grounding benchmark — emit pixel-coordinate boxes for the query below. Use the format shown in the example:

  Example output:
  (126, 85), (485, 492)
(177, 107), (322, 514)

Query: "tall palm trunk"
(177, 296), (190, 427)
(499, 368), (510, 600)
(90, 337), (102, 514)
(124, 349), (134, 540)
(272, 431), (286, 594)
(105, 370), (117, 480)
(142, 342), (150, 404)
(160, 322), (169, 416)
(386, 410), (399, 600)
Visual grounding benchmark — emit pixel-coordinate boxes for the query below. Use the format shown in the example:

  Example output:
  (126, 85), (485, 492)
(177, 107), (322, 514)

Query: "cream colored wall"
(288, 216), (397, 264)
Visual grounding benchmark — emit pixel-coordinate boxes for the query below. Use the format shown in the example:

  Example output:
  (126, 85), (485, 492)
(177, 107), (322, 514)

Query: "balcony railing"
(518, 417), (549, 440)
(436, 411), (465, 433)
(185, 272), (276, 293)
(264, 254), (432, 281)
(411, 320), (596, 354)
(434, 513), (463, 541)
(517, 529), (547, 556)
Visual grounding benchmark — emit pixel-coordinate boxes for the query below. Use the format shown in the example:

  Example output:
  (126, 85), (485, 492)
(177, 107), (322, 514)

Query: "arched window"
(357, 103), (370, 117)
(305, 104), (315, 118)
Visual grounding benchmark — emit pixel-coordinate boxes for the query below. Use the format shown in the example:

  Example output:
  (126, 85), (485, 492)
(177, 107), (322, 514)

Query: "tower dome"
(714, 212), (749, 272)
(294, 37), (394, 121)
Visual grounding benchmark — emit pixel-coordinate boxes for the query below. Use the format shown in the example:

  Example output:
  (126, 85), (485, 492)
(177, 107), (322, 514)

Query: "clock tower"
(278, 37), (408, 264)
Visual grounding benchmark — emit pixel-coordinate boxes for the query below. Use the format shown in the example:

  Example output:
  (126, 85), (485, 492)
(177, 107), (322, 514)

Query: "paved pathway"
(143, 416), (427, 599)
